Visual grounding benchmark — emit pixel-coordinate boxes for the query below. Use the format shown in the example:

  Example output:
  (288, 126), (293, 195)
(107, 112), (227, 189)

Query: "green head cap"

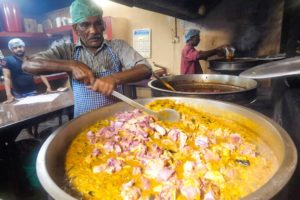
(70, 0), (103, 24)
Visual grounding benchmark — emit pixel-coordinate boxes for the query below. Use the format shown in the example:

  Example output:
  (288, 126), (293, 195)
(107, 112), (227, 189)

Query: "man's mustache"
(88, 36), (102, 40)
(16, 51), (25, 55)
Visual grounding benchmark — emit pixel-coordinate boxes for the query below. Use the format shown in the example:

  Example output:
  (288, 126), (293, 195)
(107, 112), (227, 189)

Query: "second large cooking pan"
(209, 58), (264, 74)
(209, 56), (286, 74)
(148, 74), (258, 104)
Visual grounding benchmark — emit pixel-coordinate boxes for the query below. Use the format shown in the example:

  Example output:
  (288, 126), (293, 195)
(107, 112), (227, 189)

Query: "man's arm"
(110, 64), (151, 85)
(198, 45), (227, 60)
(22, 57), (95, 85)
(2, 68), (15, 103)
(89, 64), (152, 96)
(89, 39), (152, 95)
(197, 49), (219, 60)
(183, 46), (220, 62)
(40, 75), (52, 92)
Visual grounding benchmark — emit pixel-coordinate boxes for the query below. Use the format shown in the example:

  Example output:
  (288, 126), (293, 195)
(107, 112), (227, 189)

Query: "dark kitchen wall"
(191, 0), (284, 57)
(280, 0), (300, 57)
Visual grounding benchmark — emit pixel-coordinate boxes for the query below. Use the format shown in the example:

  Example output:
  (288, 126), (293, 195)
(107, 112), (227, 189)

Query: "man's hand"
(71, 61), (95, 85)
(216, 45), (234, 57)
(4, 95), (15, 104)
(22, 57), (96, 86)
(88, 75), (118, 96)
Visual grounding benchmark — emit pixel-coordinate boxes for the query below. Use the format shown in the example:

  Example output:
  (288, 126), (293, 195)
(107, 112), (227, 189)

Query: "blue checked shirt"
(32, 39), (151, 117)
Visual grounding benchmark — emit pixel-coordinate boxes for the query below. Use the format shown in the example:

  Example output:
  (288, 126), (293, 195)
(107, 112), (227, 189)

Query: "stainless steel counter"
(0, 90), (73, 129)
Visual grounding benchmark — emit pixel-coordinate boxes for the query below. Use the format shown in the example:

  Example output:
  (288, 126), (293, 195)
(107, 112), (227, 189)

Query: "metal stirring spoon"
(152, 62), (176, 91)
(152, 72), (176, 91)
(112, 91), (180, 122)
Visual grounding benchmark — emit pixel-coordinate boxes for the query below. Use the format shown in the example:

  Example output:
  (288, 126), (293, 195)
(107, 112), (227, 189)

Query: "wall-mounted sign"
(133, 28), (151, 58)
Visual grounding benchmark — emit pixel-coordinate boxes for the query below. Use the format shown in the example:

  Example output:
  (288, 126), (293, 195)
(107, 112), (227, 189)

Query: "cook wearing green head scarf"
(22, 0), (152, 119)
(70, 0), (103, 24)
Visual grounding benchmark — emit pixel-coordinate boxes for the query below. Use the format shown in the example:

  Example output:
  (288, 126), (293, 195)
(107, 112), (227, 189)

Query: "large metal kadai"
(36, 97), (297, 200)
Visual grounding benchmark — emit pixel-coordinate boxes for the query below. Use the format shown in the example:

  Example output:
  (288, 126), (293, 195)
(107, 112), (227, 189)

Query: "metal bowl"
(148, 74), (258, 104)
(36, 97), (297, 200)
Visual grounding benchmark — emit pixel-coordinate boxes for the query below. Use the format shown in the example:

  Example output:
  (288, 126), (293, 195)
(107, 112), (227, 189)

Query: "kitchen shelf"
(45, 25), (77, 43)
(0, 31), (49, 38)
(0, 25), (77, 48)
(45, 25), (73, 34)
(0, 25), (73, 39)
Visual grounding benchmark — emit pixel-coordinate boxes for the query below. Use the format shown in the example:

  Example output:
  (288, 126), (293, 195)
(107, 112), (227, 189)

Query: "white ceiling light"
(91, 0), (111, 7)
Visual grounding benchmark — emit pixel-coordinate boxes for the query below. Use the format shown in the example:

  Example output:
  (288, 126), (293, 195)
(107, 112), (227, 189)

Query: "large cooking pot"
(148, 74), (258, 104)
(209, 56), (286, 75)
(209, 58), (264, 74)
(36, 97), (297, 200)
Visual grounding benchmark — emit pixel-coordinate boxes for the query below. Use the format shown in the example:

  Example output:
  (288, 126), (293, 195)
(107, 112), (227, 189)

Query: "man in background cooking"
(181, 29), (227, 74)
(1, 38), (52, 103)
(22, 0), (152, 117)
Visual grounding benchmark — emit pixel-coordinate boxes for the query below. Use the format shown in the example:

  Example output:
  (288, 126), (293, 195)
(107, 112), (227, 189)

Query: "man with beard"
(22, 0), (152, 117)
(1, 38), (52, 103)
